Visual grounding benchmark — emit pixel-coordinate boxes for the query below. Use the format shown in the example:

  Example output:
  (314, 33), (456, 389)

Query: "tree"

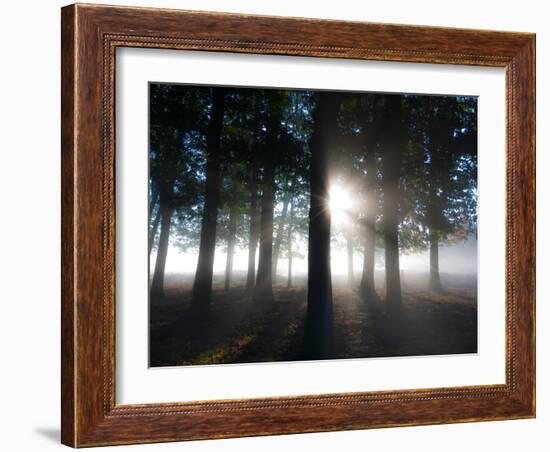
(223, 206), (238, 290)
(287, 196), (295, 288)
(149, 84), (198, 298)
(149, 206), (161, 257)
(191, 88), (226, 313)
(273, 90), (314, 286)
(332, 93), (380, 298)
(220, 90), (265, 295)
(148, 182), (161, 257)
(402, 95), (478, 293)
(246, 165), (260, 292)
(150, 201), (174, 296)
(380, 94), (406, 309)
(344, 224), (360, 286)
(358, 98), (380, 302)
(272, 176), (295, 280)
(303, 92), (341, 360)
(253, 155), (276, 303)
(252, 90), (293, 303)
(426, 96), (477, 292)
(218, 160), (248, 290)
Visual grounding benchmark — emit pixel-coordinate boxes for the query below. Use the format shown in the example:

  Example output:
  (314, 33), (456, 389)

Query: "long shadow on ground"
(149, 285), (477, 367)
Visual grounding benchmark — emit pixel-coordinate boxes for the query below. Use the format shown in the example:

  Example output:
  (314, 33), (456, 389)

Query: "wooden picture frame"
(61, 3), (535, 447)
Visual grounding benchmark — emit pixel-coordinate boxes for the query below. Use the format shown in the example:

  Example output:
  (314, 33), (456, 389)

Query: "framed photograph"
(61, 3), (535, 447)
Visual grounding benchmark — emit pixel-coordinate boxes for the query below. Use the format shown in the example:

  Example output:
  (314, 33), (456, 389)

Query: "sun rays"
(329, 184), (354, 226)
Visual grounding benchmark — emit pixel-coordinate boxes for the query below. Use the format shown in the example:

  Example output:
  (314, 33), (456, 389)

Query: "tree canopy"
(149, 83), (478, 359)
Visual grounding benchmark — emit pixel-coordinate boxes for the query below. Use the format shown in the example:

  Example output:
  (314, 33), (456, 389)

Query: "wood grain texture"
(60, 3), (536, 447)
(60, 5), (76, 446)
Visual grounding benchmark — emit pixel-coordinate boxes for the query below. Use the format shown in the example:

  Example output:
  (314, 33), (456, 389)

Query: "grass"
(149, 273), (477, 367)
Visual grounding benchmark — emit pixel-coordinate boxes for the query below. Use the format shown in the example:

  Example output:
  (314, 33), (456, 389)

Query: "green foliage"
(400, 95), (478, 249)
(149, 84), (477, 262)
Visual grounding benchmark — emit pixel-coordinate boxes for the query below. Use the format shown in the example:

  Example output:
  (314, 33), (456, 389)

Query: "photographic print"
(148, 84), (478, 367)
(61, 6), (536, 444)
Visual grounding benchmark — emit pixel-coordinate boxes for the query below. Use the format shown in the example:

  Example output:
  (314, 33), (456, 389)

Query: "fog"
(154, 235), (476, 280)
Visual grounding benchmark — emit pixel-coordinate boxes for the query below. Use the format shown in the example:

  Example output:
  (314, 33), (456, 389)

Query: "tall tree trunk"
(253, 162), (275, 303)
(148, 205), (161, 257)
(287, 197), (294, 288)
(347, 238), (354, 285)
(426, 135), (445, 294)
(359, 148), (377, 302)
(429, 230), (443, 293)
(149, 185), (159, 217)
(303, 92), (341, 360)
(224, 206), (237, 290)
(381, 95), (404, 309)
(150, 203), (173, 299)
(246, 167), (260, 293)
(272, 184), (293, 280)
(383, 183), (402, 308)
(191, 89), (226, 313)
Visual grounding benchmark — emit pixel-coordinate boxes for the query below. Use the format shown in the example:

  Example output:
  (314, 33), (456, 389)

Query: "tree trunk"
(246, 167), (260, 293)
(359, 148), (377, 302)
(303, 92), (341, 360)
(383, 183), (402, 308)
(272, 184), (293, 280)
(224, 206), (238, 290)
(150, 203), (173, 299)
(148, 204), (161, 257)
(426, 135), (445, 294)
(149, 185), (159, 217)
(429, 230), (443, 293)
(191, 89), (225, 313)
(287, 197), (294, 288)
(381, 95), (404, 309)
(253, 162), (275, 303)
(347, 238), (354, 285)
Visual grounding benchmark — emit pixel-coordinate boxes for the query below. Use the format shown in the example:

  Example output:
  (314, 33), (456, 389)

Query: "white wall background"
(0, 1), (546, 451)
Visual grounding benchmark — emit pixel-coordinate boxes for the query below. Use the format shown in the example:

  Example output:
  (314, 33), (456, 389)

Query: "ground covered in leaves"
(150, 273), (477, 367)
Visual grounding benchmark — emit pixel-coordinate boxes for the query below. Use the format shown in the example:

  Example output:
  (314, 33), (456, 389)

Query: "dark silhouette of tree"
(252, 90), (296, 303)
(149, 149), (177, 297)
(246, 165), (260, 292)
(219, 160), (248, 291)
(191, 88), (226, 313)
(358, 100), (380, 302)
(224, 205), (238, 290)
(253, 159), (276, 303)
(272, 176), (294, 279)
(275, 91), (314, 287)
(403, 95), (478, 293)
(332, 94), (380, 297)
(149, 84), (202, 298)
(380, 94), (406, 309)
(150, 202), (174, 296)
(149, 208), (161, 257)
(148, 83), (478, 365)
(426, 97), (477, 293)
(303, 92), (341, 359)
(218, 89), (265, 295)
(148, 182), (161, 257)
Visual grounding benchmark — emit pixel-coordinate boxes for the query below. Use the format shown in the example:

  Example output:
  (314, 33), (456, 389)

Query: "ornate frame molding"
(61, 4), (535, 447)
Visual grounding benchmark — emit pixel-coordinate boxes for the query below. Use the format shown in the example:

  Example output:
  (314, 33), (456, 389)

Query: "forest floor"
(149, 273), (477, 367)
